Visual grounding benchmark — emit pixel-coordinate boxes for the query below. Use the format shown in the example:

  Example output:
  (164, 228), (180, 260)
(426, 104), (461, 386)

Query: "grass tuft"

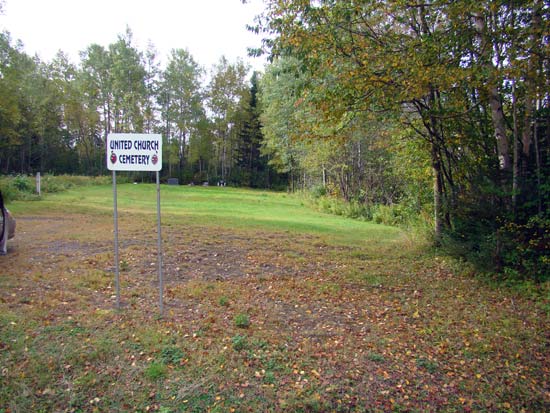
(234, 313), (250, 328)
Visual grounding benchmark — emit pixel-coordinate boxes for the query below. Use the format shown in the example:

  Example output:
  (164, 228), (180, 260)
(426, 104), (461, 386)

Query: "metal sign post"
(113, 170), (121, 310)
(107, 133), (163, 315)
(156, 171), (164, 316)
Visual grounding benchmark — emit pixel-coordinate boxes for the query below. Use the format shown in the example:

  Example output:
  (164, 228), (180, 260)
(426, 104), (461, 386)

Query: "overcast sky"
(0, 0), (267, 71)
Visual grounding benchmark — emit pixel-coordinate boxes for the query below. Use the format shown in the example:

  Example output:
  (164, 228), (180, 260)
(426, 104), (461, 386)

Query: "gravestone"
(167, 178), (179, 185)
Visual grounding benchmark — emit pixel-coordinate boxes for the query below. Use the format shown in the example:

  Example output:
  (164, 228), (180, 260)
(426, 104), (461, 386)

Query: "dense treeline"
(0, 28), (285, 188)
(251, 0), (549, 280)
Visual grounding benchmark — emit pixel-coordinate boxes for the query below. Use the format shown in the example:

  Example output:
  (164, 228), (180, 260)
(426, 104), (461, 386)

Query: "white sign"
(107, 133), (162, 171)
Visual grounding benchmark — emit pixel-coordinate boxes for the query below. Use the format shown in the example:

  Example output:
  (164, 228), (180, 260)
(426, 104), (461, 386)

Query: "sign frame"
(107, 133), (162, 172)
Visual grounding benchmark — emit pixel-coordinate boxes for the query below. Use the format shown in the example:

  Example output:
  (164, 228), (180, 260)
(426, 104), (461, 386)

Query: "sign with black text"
(107, 133), (162, 171)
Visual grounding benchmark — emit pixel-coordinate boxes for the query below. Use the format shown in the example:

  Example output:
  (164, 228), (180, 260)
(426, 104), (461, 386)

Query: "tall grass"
(305, 192), (432, 229)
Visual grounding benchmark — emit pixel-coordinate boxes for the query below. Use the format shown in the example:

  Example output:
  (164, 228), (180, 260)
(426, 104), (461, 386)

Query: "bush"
(0, 174), (115, 202)
(306, 191), (428, 228)
(0, 175), (38, 202)
(0, 182), (18, 203)
(310, 185), (327, 199)
(500, 215), (550, 283)
(345, 201), (372, 220)
(312, 195), (372, 221)
(372, 204), (410, 226)
(12, 175), (33, 192)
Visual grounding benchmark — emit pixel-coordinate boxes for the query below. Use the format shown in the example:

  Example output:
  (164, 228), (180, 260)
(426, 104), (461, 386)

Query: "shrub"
(0, 182), (18, 203)
(310, 185), (327, 199)
(0, 174), (115, 202)
(12, 175), (33, 192)
(500, 215), (550, 283)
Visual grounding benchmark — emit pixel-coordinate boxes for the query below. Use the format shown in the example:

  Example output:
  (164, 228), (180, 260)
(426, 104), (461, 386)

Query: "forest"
(0, 0), (549, 281)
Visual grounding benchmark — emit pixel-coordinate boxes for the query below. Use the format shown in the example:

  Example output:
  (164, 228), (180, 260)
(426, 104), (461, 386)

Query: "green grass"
(234, 313), (251, 328)
(10, 183), (404, 247)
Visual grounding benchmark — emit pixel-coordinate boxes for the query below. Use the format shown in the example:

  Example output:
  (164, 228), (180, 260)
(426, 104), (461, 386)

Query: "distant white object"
(36, 172), (41, 195)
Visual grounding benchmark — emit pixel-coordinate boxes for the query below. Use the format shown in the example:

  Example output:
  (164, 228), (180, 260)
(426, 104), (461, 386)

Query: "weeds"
(232, 334), (248, 351)
(234, 313), (250, 328)
(160, 346), (185, 366)
(145, 362), (167, 380)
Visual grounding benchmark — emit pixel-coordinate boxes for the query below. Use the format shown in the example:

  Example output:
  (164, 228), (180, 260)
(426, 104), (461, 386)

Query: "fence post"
(36, 172), (41, 196)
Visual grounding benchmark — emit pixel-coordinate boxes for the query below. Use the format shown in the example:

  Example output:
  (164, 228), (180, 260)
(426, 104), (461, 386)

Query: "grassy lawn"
(12, 184), (402, 246)
(1, 184), (548, 412)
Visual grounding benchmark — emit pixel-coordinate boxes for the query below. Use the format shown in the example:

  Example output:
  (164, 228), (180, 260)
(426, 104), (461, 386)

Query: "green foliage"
(367, 352), (385, 363)
(416, 357), (439, 374)
(159, 346), (185, 366)
(499, 215), (550, 283)
(12, 175), (32, 192)
(144, 362), (167, 380)
(234, 313), (250, 328)
(0, 175), (37, 202)
(315, 196), (372, 221)
(310, 185), (327, 199)
(255, 0), (549, 282)
(231, 334), (248, 351)
(309, 191), (429, 231)
(371, 204), (410, 227)
(0, 174), (116, 203)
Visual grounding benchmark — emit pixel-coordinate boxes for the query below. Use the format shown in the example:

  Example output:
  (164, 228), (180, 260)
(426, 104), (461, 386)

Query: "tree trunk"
(432, 143), (443, 245)
(523, 0), (543, 159)
(512, 81), (519, 212)
(473, 12), (511, 173)
(488, 85), (511, 172)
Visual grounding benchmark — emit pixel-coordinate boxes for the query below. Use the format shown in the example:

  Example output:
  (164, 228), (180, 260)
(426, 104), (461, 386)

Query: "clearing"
(1, 185), (548, 412)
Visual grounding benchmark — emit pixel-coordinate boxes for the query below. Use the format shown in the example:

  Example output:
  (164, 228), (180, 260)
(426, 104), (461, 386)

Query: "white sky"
(0, 0), (267, 71)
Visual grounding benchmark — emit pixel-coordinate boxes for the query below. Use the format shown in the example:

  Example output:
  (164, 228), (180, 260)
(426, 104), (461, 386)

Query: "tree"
(207, 57), (250, 182)
(254, 0), (549, 275)
(235, 71), (270, 187)
(159, 49), (204, 179)
(0, 33), (23, 173)
(109, 28), (147, 133)
(79, 43), (113, 172)
(259, 56), (306, 190)
(143, 42), (161, 134)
